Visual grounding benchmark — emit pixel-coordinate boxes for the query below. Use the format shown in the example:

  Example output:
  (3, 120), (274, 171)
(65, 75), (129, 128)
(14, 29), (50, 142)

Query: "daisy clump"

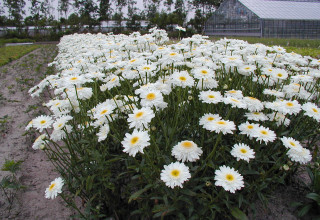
(27, 29), (320, 218)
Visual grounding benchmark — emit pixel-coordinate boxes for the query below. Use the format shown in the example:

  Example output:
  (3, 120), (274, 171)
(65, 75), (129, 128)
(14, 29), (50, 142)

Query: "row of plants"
(0, 45), (40, 67)
(28, 29), (320, 219)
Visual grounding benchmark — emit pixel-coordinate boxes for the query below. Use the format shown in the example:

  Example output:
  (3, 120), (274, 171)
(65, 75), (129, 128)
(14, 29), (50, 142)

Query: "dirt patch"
(0, 46), (73, 219)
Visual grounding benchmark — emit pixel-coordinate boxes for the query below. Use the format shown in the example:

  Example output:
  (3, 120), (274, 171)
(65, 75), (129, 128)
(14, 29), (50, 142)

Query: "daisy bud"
(282, 164), (290, 171)
(188, 96), (193, 100)
(223, 84), (228, 89)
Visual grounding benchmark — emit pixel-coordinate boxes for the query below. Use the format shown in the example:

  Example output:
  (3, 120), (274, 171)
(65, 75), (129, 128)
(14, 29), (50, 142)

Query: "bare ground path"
(0, 46), (73, 219)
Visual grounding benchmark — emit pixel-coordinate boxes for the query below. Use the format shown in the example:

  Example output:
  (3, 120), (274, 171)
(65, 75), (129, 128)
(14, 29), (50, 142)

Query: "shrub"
(27, 28), (320, 219)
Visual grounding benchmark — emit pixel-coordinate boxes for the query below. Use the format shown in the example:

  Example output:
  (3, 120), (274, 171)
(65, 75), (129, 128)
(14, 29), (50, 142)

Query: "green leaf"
(230, 207), (248, 220)
(181, 188), (197, 197)
(128, 184), (153, 203)
(298, 204), (312, 217)
(306, 193), (320, 205)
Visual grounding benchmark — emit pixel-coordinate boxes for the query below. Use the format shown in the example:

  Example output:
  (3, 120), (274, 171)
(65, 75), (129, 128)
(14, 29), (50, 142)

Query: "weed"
(0, 159), (25, 212)
(0, 115), (11, 133)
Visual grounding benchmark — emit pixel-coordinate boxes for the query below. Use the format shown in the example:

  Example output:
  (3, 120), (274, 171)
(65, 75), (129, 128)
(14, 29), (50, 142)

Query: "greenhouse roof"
(238, 0), (320, 20)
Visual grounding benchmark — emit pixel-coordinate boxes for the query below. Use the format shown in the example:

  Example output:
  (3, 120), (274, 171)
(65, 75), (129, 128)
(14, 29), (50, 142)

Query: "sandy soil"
(0, 45), (314, 220)
(0, 46), (73, 219)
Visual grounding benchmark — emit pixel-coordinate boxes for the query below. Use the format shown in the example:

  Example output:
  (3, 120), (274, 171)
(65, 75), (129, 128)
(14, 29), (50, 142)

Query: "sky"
(3, 0), (196, 21)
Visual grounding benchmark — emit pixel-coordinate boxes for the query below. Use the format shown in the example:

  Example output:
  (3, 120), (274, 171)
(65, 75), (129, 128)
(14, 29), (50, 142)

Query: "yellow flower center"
(181, 141), (193, 148)
(312, 108), (318, 113)
(49, 183), (56, 191)
(277, 73), (283, 77)
(240, 148), (247, 154)
(40, 120), (46, 125)
(146, 93), (156, 100)
(226, 174), (234, 181)
(70, 77), (78, 81)
(247, 125), (253, 129)
(111, 77), (117, 82)
(179, 76), (186, 81)
(100, 109), (108, 115)
(129, 59), (136, 63)
(208, 95), (215, 99)
(253, 112), (260, 115)
(289, 141), (296, 147)
(217, 121), (226, 125)
(58, 123), (63, 128)
(130, 136), (139, 145)
(245, 67), (251, 70)
(207, 117), (215, 121)
(231, 98), (239, 103)
(201, 70), (208, 74)
(286, 102), (294, 107)
(143, 66), (151, 70)
(135, 112), (144, 118)
(229, 90), (236, 93)
(169, 52), (177, 56)
(261, 130), (268, 135)
(228, 57), (236, 61)
(171, 169), (180, 177)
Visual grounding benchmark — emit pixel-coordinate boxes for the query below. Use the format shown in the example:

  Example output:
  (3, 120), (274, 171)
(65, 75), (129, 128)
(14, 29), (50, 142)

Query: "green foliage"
(0, 159), (25, 209)
(0, 44), (40, 66)
(292, 158), (320, 218)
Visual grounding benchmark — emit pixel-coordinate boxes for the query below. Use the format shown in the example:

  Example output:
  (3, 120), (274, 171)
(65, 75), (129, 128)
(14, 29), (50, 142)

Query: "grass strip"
(0, 45), (41, 67)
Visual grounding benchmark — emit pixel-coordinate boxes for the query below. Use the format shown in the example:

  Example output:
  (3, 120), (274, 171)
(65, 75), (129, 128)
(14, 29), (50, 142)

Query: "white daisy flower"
(196, 77), (218, 90)
(231, 143), (255, 162)
(160, 162), (191, 189)
(127, 107), (155, 129)
(199, 90), (223, 104)
(223, 96), (247, 109)
(121, 130), (150, 157)
(140, 89), (168, 110)
(302, 102), (320, 122)
(32, 115), (53, 132)
(192, 67), (215, 80)
(245, 112), (268, 122)
(206, 119), (236, 135)
(243, 97), (264, 112)
(171, 71), (195, 88)
(238, 122), (260, 139)
(45, 177), (64, 199)
(97, 124), (110, 142)
(287, 147), (312, 164)
(281, 137), (303, 152)
(253, 126), (276, 144)
(171, 140), (203, 162)
(224, 90), (243, 99)
(214, 165), (244, 193)
(279, 100), (301, 115)
(263, 89), (285, 98)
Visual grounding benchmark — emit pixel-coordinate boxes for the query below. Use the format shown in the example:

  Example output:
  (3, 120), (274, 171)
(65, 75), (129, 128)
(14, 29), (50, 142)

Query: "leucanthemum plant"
(28, 28), (320, 219)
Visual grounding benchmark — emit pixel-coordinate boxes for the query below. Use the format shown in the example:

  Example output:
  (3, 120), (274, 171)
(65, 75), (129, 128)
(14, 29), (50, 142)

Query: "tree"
(98, 0), (112, 21)
(189, 0), (222, 33)
(58, 0), (70, 19)
(127, 0), (142, 31)
(74, 0), (98, 27)
(3, 0), (25, 27)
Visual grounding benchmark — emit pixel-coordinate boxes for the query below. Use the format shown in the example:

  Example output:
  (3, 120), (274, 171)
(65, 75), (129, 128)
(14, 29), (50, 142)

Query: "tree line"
(0, 0), (222, 39)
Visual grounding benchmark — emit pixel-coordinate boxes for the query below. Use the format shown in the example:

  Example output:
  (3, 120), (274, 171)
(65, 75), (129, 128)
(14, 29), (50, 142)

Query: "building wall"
(262, 19), (320, 39)
(205, 0), (261, 37)
(205, 0), (320, 39)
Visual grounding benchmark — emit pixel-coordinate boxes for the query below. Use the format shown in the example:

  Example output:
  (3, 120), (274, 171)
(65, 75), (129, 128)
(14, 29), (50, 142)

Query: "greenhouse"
(204, 0), (320, 39)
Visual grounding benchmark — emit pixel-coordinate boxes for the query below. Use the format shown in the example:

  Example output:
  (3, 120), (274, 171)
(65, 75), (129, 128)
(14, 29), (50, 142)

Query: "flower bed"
(27, 28), (320, 219)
